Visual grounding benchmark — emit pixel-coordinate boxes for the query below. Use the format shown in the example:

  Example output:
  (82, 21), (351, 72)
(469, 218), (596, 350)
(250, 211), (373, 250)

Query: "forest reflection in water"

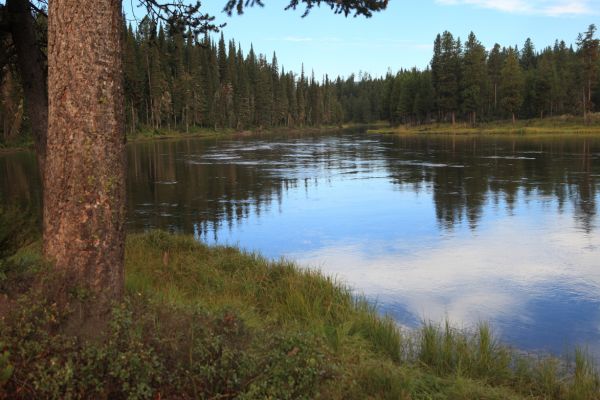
(123, 131), (598, 236)
(1, 129), (599, 357)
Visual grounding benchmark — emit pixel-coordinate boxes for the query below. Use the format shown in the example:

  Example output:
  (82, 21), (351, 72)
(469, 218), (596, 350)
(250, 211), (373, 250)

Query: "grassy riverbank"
(368, 115), (600, 136)
(127, 124), (354, 143)
(3, 116), (600, 154)
(1, 210), (598, 399)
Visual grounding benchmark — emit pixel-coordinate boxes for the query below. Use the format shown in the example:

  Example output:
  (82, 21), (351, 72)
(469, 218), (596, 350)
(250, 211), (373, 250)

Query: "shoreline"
(0, 124), (364, 155)
(125, 124), (361, 144)
(368, 117), (600, 136)
(1, 228), (598, 398)
(5, 118), (599, 155)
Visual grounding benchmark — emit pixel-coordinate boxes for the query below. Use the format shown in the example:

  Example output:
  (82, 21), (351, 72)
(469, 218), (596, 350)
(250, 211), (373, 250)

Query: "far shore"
(0, 124), (367, 155)
(125, 124), (357, 143)
(368, 116), (600, 136)
(3, 118), (600, 156)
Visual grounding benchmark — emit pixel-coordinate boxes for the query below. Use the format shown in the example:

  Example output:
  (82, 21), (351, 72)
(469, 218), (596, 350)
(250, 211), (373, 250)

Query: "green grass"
(125, 232), (400, 356)
(126, 125), (238, 142)
(1, 229), (599, 399)
(368, 114), (600, 136)
(125, 124), (350, 143)
(0, 124), (351, 152)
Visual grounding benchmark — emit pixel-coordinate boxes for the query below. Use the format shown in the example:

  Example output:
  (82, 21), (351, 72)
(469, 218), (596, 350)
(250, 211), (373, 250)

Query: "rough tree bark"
(6, 0), (48, 172)
(45, 0), (126, 313)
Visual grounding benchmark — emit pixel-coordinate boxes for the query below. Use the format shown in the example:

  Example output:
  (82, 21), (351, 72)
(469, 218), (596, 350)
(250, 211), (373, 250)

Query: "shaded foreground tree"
(44, 0), (126, 310)
(5, 0), (387, 320)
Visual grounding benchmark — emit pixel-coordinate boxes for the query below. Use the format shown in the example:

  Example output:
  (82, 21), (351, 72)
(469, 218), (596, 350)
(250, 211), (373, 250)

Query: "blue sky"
(128, 0), (599, 78)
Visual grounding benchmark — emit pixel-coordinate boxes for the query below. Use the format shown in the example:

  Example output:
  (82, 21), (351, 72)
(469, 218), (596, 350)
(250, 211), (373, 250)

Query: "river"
(2, 128), (599, 357)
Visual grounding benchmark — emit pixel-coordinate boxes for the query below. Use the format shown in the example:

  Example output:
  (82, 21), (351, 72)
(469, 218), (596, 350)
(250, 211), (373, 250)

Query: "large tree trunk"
(45, 0), (126, 314)
(7, 0), (48, 173)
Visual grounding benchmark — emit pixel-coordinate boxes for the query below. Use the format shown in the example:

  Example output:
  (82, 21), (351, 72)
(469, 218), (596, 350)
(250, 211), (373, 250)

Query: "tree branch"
(137, 0), (224, 36)
(222, 0), (388, 18)
(28, 1), (47, 18)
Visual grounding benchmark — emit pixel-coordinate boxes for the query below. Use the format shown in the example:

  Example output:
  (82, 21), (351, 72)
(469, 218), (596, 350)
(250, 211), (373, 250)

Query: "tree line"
(122, 18), (345, 134)
(340, 25), (600, 126)
(1, 21), (599, 146)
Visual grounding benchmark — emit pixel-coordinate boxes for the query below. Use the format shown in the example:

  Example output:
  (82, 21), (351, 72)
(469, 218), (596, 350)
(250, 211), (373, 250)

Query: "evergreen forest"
(1, 20), (599, 145)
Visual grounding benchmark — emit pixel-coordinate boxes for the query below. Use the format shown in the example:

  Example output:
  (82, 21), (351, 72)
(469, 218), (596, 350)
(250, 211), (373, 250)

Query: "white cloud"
(435, 0), (597, 16)
(291, 215), (600, 331)
(282, 36), (313, 42)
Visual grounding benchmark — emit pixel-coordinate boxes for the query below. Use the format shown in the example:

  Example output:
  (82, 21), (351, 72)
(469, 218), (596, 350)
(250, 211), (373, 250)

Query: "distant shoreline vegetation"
(0, 124), (350, 154)
(1, 22), (598, 147)
(368, 115), (600, 136)
(125, 123), (350, 142)
(2, 115), (599, 155)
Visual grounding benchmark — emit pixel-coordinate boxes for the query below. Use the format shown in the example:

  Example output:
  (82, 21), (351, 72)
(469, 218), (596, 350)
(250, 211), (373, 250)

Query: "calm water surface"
(2, 129), (600, 357)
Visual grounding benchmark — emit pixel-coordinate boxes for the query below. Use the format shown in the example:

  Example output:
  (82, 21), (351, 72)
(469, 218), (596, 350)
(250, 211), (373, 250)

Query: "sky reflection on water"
(189, 132), (600, 357)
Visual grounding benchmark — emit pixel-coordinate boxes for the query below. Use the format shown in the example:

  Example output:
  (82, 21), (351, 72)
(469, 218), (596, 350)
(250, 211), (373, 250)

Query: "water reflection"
(293, 213), (600, 356)
(382, 135), (598, 233)
(1, 130), (599, 357)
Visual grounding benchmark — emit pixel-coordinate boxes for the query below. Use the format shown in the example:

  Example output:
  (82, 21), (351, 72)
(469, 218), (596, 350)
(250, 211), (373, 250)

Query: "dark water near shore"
(2, 129), (600, 357)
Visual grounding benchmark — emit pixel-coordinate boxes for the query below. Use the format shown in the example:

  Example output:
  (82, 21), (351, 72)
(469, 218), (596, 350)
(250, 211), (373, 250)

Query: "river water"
(2, 129), (600, 357)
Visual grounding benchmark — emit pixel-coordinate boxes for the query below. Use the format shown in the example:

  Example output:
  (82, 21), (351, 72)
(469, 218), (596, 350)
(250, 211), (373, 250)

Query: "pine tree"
(461, 32), (487, 125)
(234, 44), (251, 129)
(536, 51), (554, 118)
(416, 69), (434, 123)
(431, 33), (442, 120)
(149, 44), (167, 129)
(217, 32), (228, 84)
(271, 52), (283, 126)
(254, 55), (273, 127)
(577, 24), (599, 120)
(188, 39), (206, 127)
(171, 31), (187, 129)
(297, 65), (307, 126)
(436, 31), (461, 124)
(44, 0), (127, 313)
(520, 38), (539, 119)
(381, 71), (395, 121)
(308, 70), (323, 125)
(287, 71), (298, 126)
(123, 23), (143, 134)
(277, 66), (290, 126)
(520, 38), (536, 69)
(246, 44), (258, 125)
(487, 43), (503, 115)
(500, 47), (524, 123)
